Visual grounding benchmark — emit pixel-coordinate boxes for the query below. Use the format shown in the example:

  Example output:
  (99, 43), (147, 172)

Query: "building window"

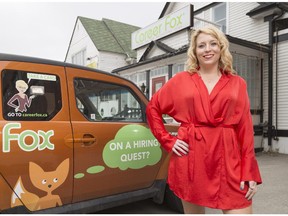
(172, 64), (184, 76)
(126, 71), (146, 88)
(150, 66), (168, 78)
(72, 49), (86, 66)
(212, 3), (227, 33)
(232, 53), (261, 110)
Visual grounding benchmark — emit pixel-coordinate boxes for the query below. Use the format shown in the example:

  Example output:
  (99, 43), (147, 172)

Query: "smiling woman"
(146, 25), (262, 214)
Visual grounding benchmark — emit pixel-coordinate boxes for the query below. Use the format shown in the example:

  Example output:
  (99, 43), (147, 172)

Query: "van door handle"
(67, 134), (96, 146)
(81, 134), (96, 146)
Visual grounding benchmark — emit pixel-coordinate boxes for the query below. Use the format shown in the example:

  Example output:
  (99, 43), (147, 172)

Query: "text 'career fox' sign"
(131, 4), (193, 49)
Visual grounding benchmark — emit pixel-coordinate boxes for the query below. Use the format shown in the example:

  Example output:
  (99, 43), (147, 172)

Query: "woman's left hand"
(240, 180), (257, 200)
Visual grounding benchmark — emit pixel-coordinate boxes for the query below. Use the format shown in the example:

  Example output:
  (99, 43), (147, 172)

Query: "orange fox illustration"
(11, 158), (69, 211)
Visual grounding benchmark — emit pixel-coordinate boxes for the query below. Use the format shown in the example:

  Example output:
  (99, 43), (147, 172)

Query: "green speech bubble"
(103, 125), (162, 170)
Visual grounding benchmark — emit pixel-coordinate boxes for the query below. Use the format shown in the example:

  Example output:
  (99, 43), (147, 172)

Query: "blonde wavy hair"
(185, 25), (235, 74)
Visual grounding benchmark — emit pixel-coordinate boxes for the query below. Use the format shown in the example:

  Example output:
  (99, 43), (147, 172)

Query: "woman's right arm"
(7, 94), (18, 109)
(146, 93), (177, 153)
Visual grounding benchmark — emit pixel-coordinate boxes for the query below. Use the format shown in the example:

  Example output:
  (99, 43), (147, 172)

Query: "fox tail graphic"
(11, 177), (40, 211)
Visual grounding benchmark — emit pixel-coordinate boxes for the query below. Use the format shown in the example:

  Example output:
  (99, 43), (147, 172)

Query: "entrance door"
(152, 76), (166, 95)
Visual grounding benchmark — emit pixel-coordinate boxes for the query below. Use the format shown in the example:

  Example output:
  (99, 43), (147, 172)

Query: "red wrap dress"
(146, 71), (262, 210)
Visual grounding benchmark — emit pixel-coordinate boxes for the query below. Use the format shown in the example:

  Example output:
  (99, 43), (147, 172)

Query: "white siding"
(66, 18), (132, 72)
(136, 45), (148, 62)
(273, 138), (288, 154)
(136, 30), (189, 62)
(66, 19), (100, 67)
(229, 43), (264, 58)
(228, 2), (269, 44)
(275, 41), (288, 129)
(161, 30), (189, 50)
(146, 46), (166, 59)
(119, 53), (187, 77)
(203, 8), (211, 21)
(263, 137), (288, 154)
(98, 51), (127, 72)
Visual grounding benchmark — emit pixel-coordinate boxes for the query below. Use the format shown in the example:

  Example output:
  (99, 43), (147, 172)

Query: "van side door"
(0, 61), (73, 212)
(65, 67), (166, 203)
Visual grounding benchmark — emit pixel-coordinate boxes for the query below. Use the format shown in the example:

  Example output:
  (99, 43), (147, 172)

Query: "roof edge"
(246, 3), (278, 17)
(65, 16), (80, 62)
(158, 2), (171, 19)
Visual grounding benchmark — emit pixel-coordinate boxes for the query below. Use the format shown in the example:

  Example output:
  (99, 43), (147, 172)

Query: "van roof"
(0, 53), (125, 80)
(0, 53), (144, 96)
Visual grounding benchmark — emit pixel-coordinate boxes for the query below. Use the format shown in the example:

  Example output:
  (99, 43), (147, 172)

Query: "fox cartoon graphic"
(11, 158), (69, 211)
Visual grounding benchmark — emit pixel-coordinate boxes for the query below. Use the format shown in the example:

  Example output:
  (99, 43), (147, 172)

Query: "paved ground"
(99, 152), (288, 214)
(206, 152), (288, 214)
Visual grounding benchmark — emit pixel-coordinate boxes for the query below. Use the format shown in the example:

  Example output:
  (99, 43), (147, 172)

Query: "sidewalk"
(206, 152), (288, 214)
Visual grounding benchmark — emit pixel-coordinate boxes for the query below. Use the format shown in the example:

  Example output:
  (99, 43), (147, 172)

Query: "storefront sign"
(131, 4), (193, 49)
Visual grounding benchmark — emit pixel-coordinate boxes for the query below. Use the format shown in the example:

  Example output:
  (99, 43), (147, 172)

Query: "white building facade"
(65, 17), (139, 72)
(113, 2), (288, 154)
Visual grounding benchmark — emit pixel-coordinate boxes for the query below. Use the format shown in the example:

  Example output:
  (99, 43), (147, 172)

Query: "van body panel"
(0, 54), (180, 213)
(65, 67), (166, 202)
(0, 61), (73, 211)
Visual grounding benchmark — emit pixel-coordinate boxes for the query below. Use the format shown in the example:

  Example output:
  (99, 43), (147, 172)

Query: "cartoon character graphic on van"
(11, 158), (69, 211)
(7, 80), (35, 112)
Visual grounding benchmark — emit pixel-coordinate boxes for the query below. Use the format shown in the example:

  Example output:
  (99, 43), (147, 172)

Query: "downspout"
(268, 17), (273, 147)
(268, 8), (284, 147)
(274, 24), (279, 141)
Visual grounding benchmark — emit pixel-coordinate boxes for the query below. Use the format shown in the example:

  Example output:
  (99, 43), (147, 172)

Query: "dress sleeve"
(146, 77), (178, 153)
(236, 80), (262, 184)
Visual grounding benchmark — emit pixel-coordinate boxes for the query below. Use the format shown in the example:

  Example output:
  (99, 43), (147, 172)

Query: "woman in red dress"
(146, 25), (262, 214)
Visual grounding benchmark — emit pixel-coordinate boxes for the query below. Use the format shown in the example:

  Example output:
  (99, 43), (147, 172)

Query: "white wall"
(66, 19), (100, 67)
(228, 2), (269, 44)
(230, 43), (265, 57)
(261, 40), (288, 154)
(99, 51), (127, 72)
(136, 45), (148, 62)
(263, 137), (288, 154)
(274, 41), (288, 129)
(192, 2), (269, 44)
(146, 46), (166, 59)
(145, 30), (189, 60)
(161, 30), (190, 50)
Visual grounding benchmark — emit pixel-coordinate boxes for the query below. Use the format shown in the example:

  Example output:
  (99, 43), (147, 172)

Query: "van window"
(2, 69), (62, 121)
(74, 78), (143, 122)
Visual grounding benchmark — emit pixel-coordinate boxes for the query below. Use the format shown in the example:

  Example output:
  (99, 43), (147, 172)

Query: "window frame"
(1, 69), (62, 121)
(73, 77), (145, 123)
(232, 53), (261, 111)
(212, 2), (227, 33)
(72, 49), (87, 66)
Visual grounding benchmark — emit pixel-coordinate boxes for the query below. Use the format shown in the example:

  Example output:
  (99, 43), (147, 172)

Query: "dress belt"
(179, 123), (235, 182)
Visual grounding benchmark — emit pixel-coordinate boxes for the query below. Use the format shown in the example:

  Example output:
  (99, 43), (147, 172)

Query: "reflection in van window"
(2, 70), (62, 121)
(74, 78), (143, 122)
